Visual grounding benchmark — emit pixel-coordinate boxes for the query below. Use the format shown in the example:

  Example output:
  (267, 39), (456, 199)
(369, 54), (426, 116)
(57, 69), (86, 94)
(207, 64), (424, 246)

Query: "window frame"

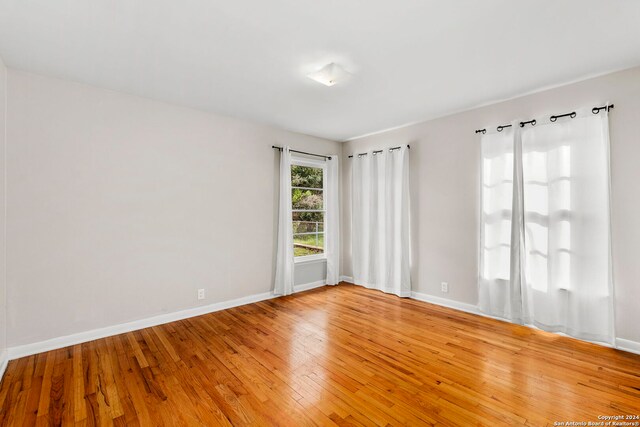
(291, 156), (327, 263)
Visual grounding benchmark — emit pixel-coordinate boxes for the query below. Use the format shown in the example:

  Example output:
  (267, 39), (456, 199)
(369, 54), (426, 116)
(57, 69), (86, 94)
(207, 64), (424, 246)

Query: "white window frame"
(291, 156), (327, 264)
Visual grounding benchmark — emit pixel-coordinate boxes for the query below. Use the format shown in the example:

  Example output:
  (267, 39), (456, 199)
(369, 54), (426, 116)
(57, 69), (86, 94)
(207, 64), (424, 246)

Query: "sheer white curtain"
(479, 124), (524, 322)
(352, 147), (411, 297)
(521, 110), (614, 344)
(325, 155), (341, 285)
(479, 109), (614, 344)
(274, 146), (294, 296)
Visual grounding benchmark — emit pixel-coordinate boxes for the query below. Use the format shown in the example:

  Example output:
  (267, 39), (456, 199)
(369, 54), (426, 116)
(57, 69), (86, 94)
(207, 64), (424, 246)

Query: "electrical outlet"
(441, 282), (449, 293)
(197, 289), (205, 300)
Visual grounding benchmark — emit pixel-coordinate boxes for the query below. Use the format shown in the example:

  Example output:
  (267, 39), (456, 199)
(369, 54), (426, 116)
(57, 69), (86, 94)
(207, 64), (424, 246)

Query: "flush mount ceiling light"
(306, 63), (351, 87)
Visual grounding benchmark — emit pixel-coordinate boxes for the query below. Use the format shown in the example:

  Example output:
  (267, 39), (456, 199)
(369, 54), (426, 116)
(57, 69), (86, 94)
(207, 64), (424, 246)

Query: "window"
(522, 139), (572, 293)
(291, 158), (326, 260)
(480, 131), (514, 286)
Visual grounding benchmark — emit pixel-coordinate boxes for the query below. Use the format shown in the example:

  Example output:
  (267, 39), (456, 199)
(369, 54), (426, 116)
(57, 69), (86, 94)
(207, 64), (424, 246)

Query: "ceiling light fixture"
(306, 63), (350, 87)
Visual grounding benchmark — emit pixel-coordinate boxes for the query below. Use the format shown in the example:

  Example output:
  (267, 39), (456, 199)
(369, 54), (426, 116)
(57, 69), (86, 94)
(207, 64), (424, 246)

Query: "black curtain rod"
(272, 146), (331, 160)
(474, 104), (614, 134)
(347, 145), (410, 159)
(550, 112), (576, 122)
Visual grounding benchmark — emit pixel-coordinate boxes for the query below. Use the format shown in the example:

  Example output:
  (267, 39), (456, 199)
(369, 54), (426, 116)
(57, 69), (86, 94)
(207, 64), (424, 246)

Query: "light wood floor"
(1, 284), (639, 426)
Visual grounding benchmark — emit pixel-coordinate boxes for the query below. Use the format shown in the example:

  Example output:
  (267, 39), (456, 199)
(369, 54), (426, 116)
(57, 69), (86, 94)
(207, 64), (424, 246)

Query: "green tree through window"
(291, 164), (325, 257)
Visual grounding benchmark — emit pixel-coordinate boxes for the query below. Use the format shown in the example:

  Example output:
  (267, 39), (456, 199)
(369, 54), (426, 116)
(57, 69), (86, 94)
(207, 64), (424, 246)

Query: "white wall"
(342, 66), (640, 344)
(6, 64), (640, 351)
(0, 57), (7, 372)
(6, 70), (340, 347)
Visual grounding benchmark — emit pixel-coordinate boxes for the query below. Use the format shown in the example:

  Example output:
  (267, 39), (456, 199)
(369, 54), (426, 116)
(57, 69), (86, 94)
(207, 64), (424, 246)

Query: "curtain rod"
(347, 145), (410, 159)
(474, 104), (614, 134)
(272, 146), (331, 160)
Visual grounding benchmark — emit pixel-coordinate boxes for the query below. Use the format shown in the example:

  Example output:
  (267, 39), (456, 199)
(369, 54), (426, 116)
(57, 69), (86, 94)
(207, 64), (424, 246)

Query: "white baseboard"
(7, 280), (640, 362)
(342, 281), (640, 357)
(7, 279), (330, 361)
(0, 350), (8, 383)
(410, 291), (481, 316)
(616, 338), (640, 356)
(411, 290), (640, 357)
(293, 280), (326, 293)
(8, 290), (276, 360)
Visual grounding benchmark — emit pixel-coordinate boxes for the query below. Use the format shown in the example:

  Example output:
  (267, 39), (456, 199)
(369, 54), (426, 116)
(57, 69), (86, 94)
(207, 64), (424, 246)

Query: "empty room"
(1, 0), (640, 425)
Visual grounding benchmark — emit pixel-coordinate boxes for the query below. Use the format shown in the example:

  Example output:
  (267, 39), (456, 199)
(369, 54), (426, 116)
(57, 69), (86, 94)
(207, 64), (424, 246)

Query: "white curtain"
(479, 124), (524, 322)
(274, 146), (294, 296)
(479, 109), (614, 344)
(325, 155), (341, 285)
(352, 146), (411, 297)
(520, 110), (614, 344)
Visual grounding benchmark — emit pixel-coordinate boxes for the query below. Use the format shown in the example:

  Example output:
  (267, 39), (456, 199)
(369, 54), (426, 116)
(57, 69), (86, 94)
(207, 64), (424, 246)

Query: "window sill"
(294, 255), (327, 264)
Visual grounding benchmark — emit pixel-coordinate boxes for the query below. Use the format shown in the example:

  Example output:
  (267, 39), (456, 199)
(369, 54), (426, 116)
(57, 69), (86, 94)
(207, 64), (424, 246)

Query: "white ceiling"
(1, 1), (640, 141)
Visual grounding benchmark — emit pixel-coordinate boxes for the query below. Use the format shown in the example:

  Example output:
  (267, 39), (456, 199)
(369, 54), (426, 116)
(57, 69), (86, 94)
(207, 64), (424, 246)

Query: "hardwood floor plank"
(72, 345), (87, 423)
(35, 352), (54, 418)
(1, 284), (639, 426)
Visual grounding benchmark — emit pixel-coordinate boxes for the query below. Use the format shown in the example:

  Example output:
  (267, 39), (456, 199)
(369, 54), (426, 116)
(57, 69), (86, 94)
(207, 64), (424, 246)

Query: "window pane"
(292, 211), (324, 224)
(293, 220), (324, 234)
(294, 232), (324, 257)
(291, 165), (323, 189)
(292, 188), (323, 210)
